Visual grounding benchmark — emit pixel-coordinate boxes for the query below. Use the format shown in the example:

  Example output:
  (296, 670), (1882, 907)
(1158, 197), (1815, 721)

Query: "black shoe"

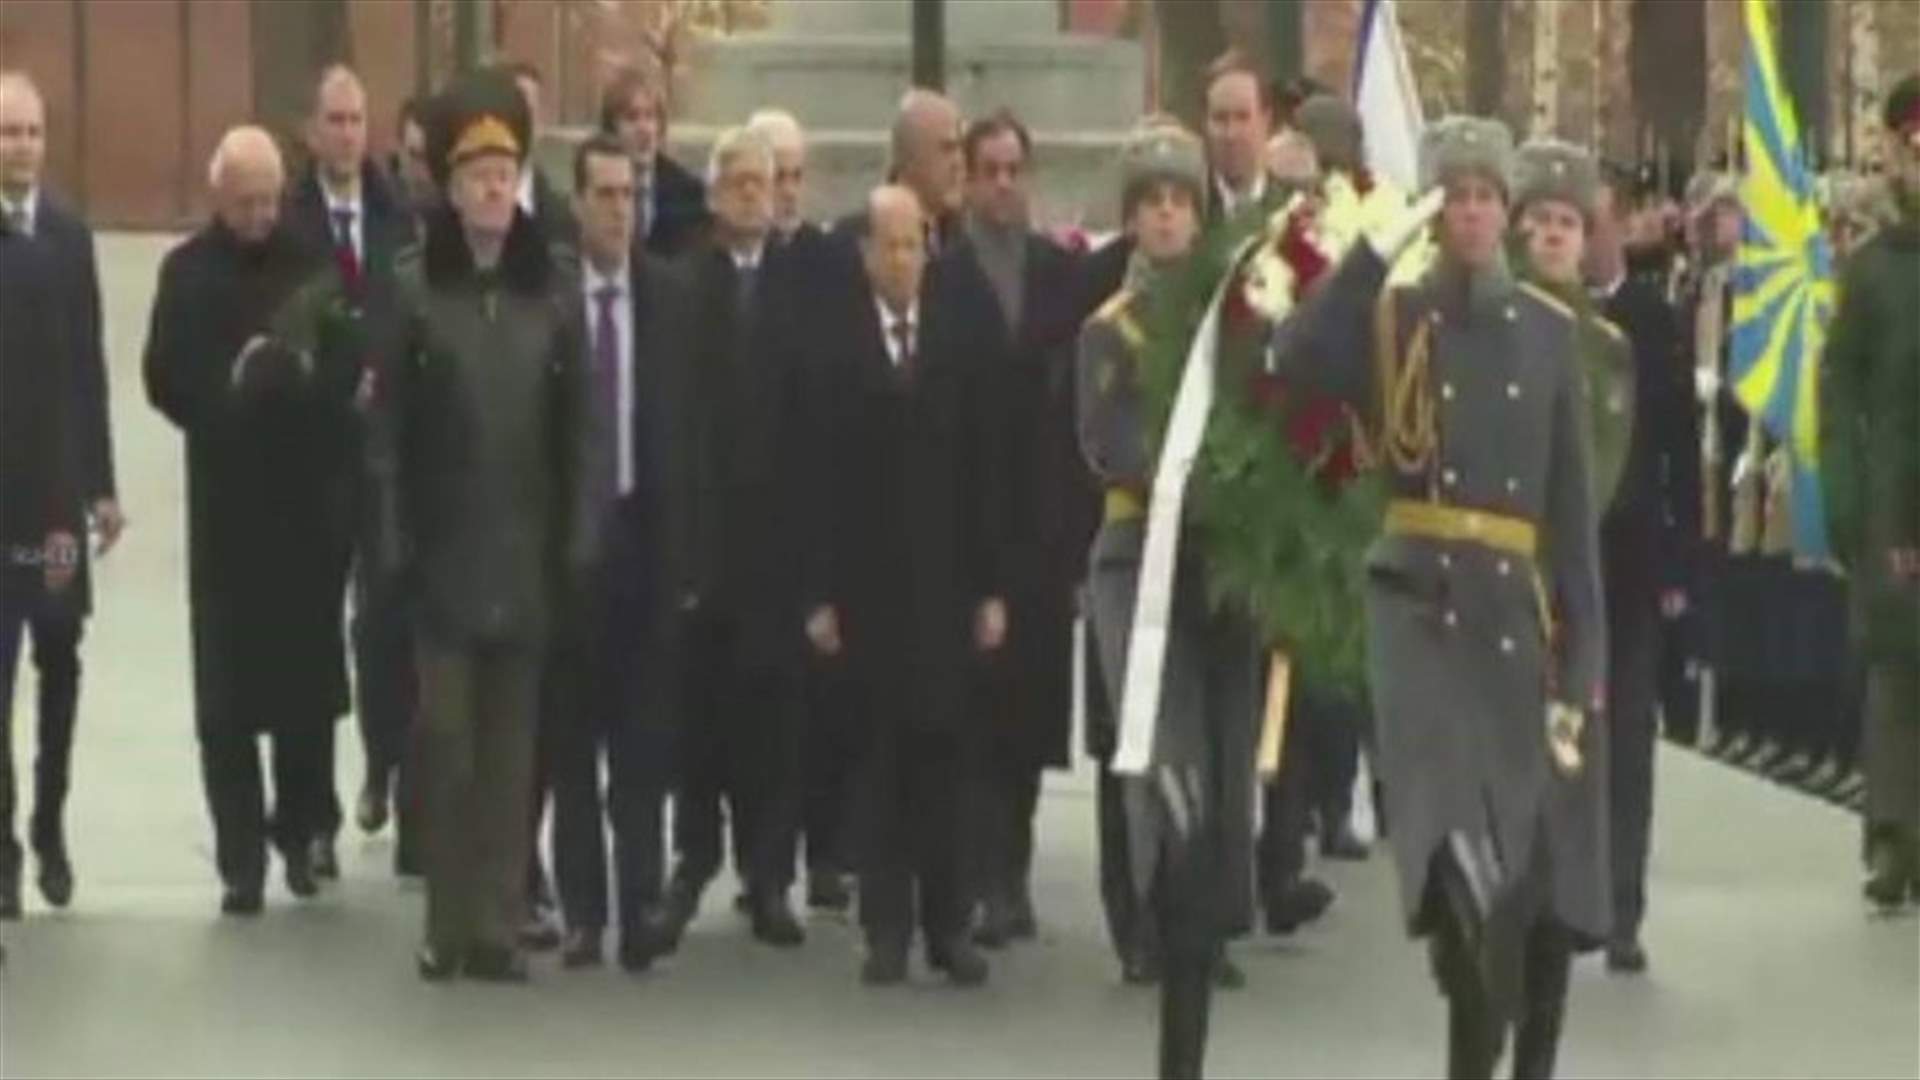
(861, 939), (909, 986)
(308, 837), (340, 881)
(1265, 877), (1336, 935)
(748, 891), (806, 947)
(561, 927), (604, 969)
(519, 905), (562, 951)
(355, 780), (390, 835)
(220, 886), (264, 917)
(1605, 938), (1649, 974)
(972, 895), (1015, 949)
(416, 944), (460, 982)
(618, 937), (657, 974)
(1212, 953), (1247, 990)
(1121, 948), (1162, 986)
(926, 937), (989, 987)
(35, 849), (74, 909)
(1864, 842), (1914, 911)
(807, 873), (851, 913)
(463, 944), (530, 983)
(282, 846), (319, 900)
(1319, 823), (1372, 861)
(660, 877), (703, 946)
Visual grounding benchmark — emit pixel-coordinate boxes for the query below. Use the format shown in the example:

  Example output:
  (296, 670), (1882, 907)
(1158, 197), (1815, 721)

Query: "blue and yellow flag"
(1730, 0), (1835, 557)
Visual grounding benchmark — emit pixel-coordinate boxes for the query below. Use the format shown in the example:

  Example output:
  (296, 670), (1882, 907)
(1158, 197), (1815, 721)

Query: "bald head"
(0, 71), (47, 201)
(891, 89), (962, 217)
(309, 64), (369, 189)
(862, 184), (927, 312)
(209, 126), (285, 244)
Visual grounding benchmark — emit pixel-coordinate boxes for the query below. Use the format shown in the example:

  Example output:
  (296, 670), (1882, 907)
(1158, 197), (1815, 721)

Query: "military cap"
(425, 68), (532, 190)
(1886, 72), (1920, 147)
(1295, 94), (1363, 173)
(1419, 115), (1513, 195)
(1511, 138), (1600, 222)
(1120, 122), (1206, 206)
(1684, 170), (1738, 216)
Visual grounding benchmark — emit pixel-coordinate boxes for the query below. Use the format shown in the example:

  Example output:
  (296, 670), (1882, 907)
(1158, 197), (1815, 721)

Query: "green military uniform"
(1820, 75), (1920, 904)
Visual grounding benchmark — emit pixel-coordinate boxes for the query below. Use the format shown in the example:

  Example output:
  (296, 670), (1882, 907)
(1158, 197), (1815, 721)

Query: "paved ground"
(1, 235), (1916, 1079)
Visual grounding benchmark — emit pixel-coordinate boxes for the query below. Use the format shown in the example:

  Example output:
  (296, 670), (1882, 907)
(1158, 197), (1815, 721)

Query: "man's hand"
(43, 531), (79, 594)
(1546, 701), (1586, 778)
(975, 597), (1008, 653)
(90, 498), (126, 557)
(1659, 588), (1688, 619)
(806, 605), (842, 657)
(1889, 547), (1920, 582)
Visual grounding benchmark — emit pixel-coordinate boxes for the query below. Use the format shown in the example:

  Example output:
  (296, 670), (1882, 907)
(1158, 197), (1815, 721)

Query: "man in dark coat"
(1586, 164), (1692, 973)
(808, 185), (1008, 987)
(281, 63), (420, 879)
(599, 67), (710, 258)
(658, 125), (810, 949)
(1822, 74), (1920, 913)
(366, 69), (588, 982)
(0, 172), (85, 924)
(0, 70), (121, 915)
(501, 61), (579, 244)
(951, 109), (1095, 948)
(547, 134), (695, 973)
(144, 126), (361, 916)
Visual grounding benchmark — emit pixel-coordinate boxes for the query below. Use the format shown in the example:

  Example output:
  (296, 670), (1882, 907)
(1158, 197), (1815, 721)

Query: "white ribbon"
(1111, 269), (1235, 777)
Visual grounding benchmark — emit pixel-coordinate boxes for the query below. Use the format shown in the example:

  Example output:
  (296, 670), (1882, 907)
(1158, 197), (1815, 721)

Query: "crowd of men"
(0, 41), (1914, 1071)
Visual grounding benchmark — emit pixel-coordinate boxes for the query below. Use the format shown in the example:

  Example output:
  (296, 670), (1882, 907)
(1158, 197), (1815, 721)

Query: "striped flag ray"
(1730, 0), (1835, 557)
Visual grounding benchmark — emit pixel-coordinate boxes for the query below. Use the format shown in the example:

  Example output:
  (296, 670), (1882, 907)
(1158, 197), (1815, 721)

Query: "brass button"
(1444, 468), (1460, 488)
(1444, 610), (1460, 629)
(1507, 382), (1521, 400)
(1497, 558), (1512, 577)
(1505, 306), (1518, 322)
(1500, 636), (1516, 655)
(1506, 477), (1520, 494)
(1438, 552), (1454, 570)
(1442, 382), (1456, 401)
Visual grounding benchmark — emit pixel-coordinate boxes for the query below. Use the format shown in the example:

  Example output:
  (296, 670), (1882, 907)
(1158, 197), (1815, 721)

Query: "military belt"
(1106, 487), (1146, 523)
(1384, 499), (1538, 558)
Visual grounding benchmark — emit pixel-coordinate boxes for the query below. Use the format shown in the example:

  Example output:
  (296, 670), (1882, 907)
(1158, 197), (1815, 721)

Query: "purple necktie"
(594, 283), (623, 506)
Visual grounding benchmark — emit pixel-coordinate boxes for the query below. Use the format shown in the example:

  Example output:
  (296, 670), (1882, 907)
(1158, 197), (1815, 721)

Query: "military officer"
(1080, 121), (1259, 1080)
(1822, 73), (1920, 913)
(1270, 116), (1609, 1080)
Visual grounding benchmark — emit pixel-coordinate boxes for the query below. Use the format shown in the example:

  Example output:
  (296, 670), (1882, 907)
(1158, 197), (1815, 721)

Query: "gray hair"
(706, 125), (775, 187)
(746, 108), (805, 154)
(208, 125), (284, 189)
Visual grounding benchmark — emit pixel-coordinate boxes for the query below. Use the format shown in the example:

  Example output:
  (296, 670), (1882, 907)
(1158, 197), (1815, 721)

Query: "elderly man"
(367, 69), (587, 982)
(659, 125), (812, 949)
(144, 127), (361, 917)
(599, 67), (708, 256)
(1270, 117), (1609, 1079)
(281, 63), (417, 879)
(807, 185), (1008, 987)
(498, 60), (576, 241)
(0, 71), (120, 917)
(837, 90), (965, 253)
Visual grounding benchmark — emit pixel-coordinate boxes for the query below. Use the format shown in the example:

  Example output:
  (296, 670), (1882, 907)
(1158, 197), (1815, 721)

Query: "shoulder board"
(1518, 281), (1577, 322)
(1092, 287), (1135, 324)
(1590, 313), (1628, 346)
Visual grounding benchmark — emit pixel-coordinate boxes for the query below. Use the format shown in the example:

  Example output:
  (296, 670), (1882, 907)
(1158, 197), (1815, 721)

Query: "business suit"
(0, 190), (112, 898)
(806, 259), (1008, 971)
(1, 215), (84, 914)
(282, 163), (421, 865)
(667, 236), (813, 934)
(639, 153), (711, 258)
(547, 248), (694, 960)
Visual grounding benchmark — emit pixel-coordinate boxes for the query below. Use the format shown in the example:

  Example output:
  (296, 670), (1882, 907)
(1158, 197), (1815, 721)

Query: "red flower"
(1277, 215), (1330, 299)
(1221, 269), (1257, 330)
(1247, 371), (1288, 412)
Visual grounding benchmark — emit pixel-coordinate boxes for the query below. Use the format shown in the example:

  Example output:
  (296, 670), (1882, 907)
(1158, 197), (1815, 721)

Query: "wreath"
(1133, 173), (1420, 694)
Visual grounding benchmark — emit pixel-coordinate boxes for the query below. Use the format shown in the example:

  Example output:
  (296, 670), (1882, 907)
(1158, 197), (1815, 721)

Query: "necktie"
(4, 206), (27, 237)
(594, 284), (623, 506)
(889, 315), (915, 377)
(331, 207), (362, 294)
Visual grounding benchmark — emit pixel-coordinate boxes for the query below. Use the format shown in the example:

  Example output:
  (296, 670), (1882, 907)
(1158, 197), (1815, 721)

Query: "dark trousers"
(1257, 689), (1357, 898)
(968, 658), (1044, 908)
(674, 608), (802, 895)
(196, 721), (327, 891)
(1607, 597), (1661, 944)
(858, 722), (969, 948)
(0, 576), (83, 878)
(1657, 607), (1702, 745)
(799, 654), (860, 881)
(550, 572), (669, 936)
(415, 637), (541, 953)
(1426, 850), (1573, 1080)
(350, 566), (416, 838)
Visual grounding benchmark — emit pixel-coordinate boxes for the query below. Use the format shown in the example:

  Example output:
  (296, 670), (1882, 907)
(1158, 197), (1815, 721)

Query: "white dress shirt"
(320, 180), (364, 262)
(584, 261), (637, 497)
(1214, 171), (1269, 219)
(1, 186), (38, 237)
(874, 296), (920, 369)
(517, 169), (537, 217)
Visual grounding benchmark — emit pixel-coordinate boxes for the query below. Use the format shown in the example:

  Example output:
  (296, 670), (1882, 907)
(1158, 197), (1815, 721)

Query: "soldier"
(1079, 121), (1257, 1078)
(1822, 73), (1920, 913)
(1270, 116), (1609, 1079)
(365, 69), (588, 982)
